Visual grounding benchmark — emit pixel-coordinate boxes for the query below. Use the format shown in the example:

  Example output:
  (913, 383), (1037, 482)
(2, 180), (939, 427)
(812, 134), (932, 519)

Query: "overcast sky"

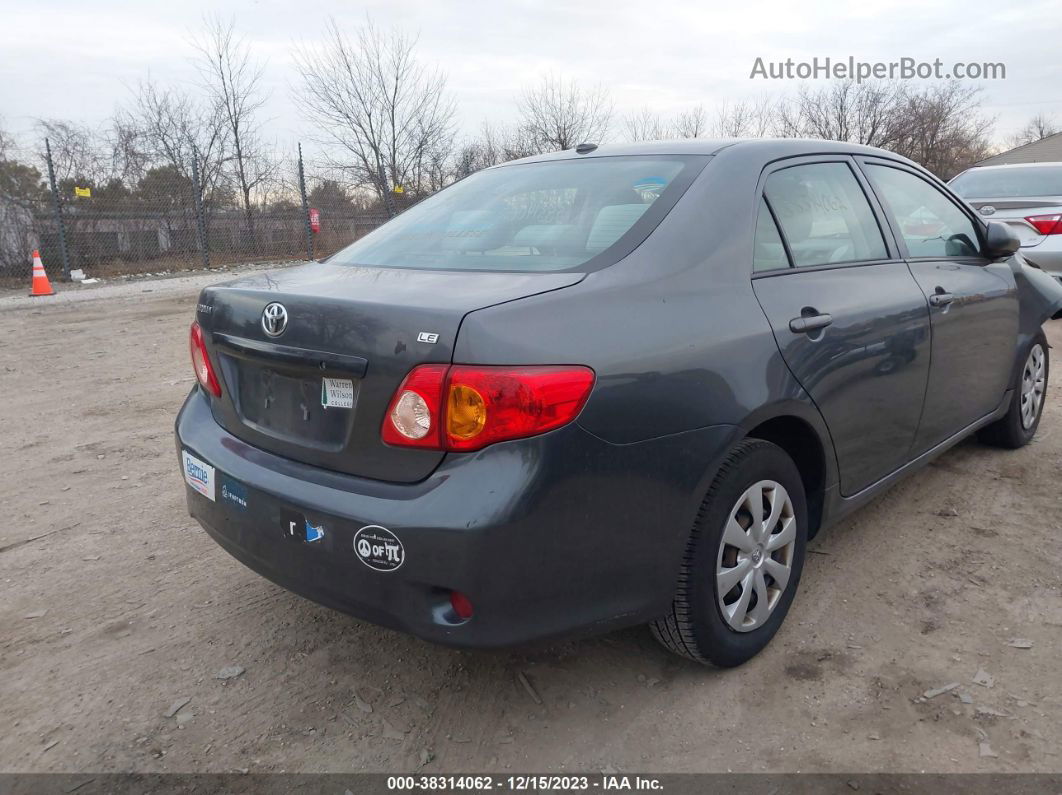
(3, 0), (1061, 157)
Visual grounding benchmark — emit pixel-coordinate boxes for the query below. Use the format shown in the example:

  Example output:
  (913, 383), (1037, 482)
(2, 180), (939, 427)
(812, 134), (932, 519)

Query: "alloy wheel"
(716, 480), (797, 632)
(1020, 343), (1046, 430)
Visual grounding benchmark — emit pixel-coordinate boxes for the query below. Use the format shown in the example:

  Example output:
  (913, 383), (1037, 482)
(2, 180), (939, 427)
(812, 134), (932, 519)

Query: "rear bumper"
(175, 388), (738, 648)
(1021, 240), (1062, 277)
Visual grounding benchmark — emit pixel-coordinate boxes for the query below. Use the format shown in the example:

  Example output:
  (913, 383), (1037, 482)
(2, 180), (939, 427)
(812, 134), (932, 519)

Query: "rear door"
(751, 157), (931, 496)
(860, 159), (1019, 454)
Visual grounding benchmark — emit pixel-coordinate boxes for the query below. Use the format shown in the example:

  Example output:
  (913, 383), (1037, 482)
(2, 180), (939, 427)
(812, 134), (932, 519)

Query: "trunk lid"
(196, 261), (583, 483)
(965, 196), (1062, 246)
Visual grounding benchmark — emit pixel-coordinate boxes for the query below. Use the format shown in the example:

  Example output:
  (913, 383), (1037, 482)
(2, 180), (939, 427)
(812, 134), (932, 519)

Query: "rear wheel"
(978, 333), (1049, 449)
(651, 439), (807, 667)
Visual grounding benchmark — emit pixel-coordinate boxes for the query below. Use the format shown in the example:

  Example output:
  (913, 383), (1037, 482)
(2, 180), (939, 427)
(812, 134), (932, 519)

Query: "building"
(975, 132), (1062, 167)
(0, 196), (38, 278)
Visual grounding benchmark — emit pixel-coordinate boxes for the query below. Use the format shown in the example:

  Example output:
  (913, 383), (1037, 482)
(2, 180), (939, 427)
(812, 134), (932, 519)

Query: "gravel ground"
(0, 262), (288, 312)
(2, 268), (1060, 774)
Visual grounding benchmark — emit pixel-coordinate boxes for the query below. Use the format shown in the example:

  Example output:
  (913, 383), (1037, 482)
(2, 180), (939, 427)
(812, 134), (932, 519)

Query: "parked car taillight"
(381, 364), (448, 449)
(382, 364), (595, 452)
(1025, 214), (1062, 236)
(189, 321), (222, 397)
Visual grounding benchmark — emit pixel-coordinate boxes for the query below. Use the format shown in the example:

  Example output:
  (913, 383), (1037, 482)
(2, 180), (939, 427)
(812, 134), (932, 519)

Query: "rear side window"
(764, 163), (888, 268)
(867, 165), (980, 258)
(327, 156), (705, 273)
(753, 198), (790, 271)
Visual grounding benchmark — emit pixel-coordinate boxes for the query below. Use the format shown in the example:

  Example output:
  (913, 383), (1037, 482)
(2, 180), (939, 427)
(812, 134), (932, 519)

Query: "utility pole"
(44, 138), (72, 280)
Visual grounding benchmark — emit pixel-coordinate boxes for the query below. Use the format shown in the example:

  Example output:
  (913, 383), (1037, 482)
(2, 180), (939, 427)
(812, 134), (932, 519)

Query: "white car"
(950, 162), (1062, 283)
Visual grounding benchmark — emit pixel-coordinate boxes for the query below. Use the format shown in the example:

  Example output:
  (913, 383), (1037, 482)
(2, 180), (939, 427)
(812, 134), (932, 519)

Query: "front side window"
(867, 165), (980, 258)
(327, 156), (705, 273)
(764, 162), (888, 268)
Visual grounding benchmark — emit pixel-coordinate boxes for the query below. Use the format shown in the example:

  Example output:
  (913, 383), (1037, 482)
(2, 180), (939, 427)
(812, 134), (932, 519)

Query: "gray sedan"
(177, 139), (1062, 667)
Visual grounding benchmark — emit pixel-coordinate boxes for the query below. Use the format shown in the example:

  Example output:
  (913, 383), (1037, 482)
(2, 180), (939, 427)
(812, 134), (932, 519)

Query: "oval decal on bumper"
(353, 525), (405, 572)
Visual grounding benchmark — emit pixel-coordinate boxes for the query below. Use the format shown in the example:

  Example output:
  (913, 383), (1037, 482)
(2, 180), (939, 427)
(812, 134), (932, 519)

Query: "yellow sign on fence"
(74, 186), (92, 198)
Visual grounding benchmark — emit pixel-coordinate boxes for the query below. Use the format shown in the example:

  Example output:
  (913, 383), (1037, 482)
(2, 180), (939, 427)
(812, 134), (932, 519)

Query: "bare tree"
(674, 105), (707, 139)
(893, 83), (994, 178)
(452, 122), (539, 179)
(623, 107), (668, 142)
(110, 83), (231, 262)
(518, 75), (612, 151)
(417, 137), (455, 194)
(775, 81), (908, 147)
(193, 15), (270, 242)
(482, 122), (538, 162)
(1008, 113), (1059, 148)
(0, 117), (14, 161)
(712, 98), (774, 138)
(34, 119), (107, 185)
(116, 79), (230, 207)
(463, 123), (506, 173)
(0, 117), (47, 205)
(106, 113), (152, 187)
(293, 18), (456, 201)
(770, 80), (992, 178)
(618, 99), (773, 144)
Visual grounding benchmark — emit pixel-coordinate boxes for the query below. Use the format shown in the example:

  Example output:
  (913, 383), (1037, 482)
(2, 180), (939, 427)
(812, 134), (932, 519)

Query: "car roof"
(959, 161), (1062, 171)
(502, 138), (919, 167)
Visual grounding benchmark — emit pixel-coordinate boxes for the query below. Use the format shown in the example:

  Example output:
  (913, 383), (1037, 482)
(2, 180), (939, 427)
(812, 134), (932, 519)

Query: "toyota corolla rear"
(175, 152), (714, 646)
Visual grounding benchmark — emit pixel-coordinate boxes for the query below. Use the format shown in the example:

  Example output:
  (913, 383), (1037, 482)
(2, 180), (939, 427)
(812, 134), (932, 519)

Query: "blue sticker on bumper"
(220, 478), (248, 512)
(305, 520), (325, 543)
(279, 506), (328, 546)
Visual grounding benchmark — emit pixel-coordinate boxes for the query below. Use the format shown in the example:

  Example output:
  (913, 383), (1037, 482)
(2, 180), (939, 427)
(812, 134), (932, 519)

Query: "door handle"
(929, 291), (954, 307)
(789, 313), (833, 334)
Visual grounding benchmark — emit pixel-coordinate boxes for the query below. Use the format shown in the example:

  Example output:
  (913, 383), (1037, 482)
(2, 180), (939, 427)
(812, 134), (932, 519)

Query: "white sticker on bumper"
(182, 450), (215, 501)
(321, 377), (355, 409)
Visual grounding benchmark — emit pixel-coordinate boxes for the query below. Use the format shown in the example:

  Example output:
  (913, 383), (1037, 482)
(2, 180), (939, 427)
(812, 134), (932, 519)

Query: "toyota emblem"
(979, 205), (996, 216)
(261, 303), (288, 337)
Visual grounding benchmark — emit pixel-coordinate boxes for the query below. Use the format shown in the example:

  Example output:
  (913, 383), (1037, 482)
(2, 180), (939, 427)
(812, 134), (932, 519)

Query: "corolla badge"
(262, 302), (288, 337)
(979, 205), (996, 216)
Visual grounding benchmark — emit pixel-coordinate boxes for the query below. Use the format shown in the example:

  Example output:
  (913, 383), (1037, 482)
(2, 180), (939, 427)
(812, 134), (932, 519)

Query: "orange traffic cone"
(29, 250), (55, 297)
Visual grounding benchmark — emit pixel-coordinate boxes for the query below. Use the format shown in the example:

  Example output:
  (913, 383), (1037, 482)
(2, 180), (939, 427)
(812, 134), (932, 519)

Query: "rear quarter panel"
(454, 148), (837, 468)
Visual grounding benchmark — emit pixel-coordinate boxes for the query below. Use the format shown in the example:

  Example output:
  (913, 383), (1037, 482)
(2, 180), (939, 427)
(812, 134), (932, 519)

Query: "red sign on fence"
(309, 208), (321, 234)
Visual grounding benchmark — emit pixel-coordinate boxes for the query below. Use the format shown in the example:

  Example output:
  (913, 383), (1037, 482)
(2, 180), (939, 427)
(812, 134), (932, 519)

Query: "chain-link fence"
(0, 143), (393, 286)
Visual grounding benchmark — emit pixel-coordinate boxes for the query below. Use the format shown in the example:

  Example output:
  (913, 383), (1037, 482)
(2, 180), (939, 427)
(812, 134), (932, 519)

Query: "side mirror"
(984, 220), (1020, 259)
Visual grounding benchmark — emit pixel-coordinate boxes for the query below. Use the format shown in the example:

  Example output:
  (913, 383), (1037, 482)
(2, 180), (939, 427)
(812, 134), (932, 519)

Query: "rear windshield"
(950, 166), (1062, 198)
(328, 156), (707, 272)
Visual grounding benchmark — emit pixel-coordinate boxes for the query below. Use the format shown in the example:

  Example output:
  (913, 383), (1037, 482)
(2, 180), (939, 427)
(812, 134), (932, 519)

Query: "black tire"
(874, 356), (900, 376)
(978, 332), (1049, 449)
(651, 439), (808, 667)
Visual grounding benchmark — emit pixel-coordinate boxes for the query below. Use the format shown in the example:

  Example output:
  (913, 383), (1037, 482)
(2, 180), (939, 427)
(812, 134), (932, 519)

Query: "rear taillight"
(1025, 214), (1062, 236)
(444, 365), (595, 451)
(381, 364), (448, 449)
(382, 364), (595, 452)
(189, 321), (222, 397)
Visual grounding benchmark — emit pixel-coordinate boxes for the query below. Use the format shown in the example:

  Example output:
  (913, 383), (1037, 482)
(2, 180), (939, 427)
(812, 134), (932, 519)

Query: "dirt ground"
(2, 268), (1061, 775)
